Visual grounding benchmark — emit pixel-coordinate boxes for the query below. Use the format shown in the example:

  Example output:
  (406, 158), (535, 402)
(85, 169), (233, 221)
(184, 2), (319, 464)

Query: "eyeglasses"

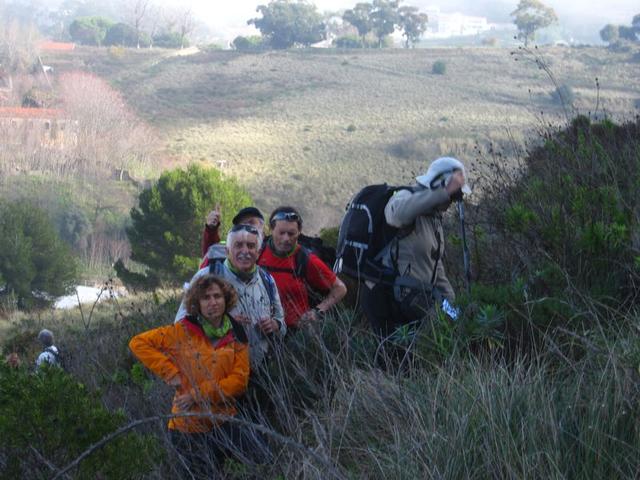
(230, 224), (260, 235)
(270, 212), (301, 224)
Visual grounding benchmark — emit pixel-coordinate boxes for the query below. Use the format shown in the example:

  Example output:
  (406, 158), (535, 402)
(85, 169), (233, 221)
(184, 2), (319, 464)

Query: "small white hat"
(416, 156), (472, 194)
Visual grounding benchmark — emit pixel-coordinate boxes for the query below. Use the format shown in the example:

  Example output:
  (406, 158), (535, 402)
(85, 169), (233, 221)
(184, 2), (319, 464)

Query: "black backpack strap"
(44, 347), (59, 358)
(429, 216), (443, 287)
(294, 246), (310, 279)
(209, 258), (224, 275)
(257, 267), (276, 310)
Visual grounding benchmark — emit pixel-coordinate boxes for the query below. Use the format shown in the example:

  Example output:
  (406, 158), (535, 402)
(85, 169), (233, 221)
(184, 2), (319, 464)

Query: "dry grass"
(44, 46), (640, 231)
(2, 294), (640, 479)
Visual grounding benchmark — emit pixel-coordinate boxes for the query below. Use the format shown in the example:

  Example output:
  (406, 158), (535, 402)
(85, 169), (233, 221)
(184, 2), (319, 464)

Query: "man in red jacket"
(259, 207), (347, 329)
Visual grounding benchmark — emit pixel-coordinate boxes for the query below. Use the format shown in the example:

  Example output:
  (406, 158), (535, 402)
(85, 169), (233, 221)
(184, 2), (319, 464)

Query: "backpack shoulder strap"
(257, 267), (276, 307)
(260, 244), (309, 279)
(294, 245), (310, 279)
(44, 346), (59, 358)
(208, 258), (224, 276)
(259, 235), (271, 258)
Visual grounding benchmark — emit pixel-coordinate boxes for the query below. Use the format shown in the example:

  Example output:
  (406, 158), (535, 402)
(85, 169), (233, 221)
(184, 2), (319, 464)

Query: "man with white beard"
(176, 223), (286, 367)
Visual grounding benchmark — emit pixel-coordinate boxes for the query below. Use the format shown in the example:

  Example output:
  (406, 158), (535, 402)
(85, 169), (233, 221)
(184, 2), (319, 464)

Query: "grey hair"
(226, 227), (263, 251)
(37, 329), (54, 347)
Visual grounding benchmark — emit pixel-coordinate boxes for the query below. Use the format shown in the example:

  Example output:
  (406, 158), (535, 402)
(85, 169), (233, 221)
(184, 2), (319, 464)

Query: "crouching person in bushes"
(129, 274), (271, 478)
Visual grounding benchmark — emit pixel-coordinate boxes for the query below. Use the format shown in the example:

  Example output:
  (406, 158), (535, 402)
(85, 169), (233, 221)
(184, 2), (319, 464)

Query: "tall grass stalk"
(3, 297), (638, 478)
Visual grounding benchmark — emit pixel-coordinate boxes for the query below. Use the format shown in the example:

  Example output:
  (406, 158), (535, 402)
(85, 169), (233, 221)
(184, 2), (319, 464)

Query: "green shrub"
(122, 164), (252, 288)
(0, 363), (160, 479)
(200, 42), (223, 52)
(58, 205), (92, 250)
(319, 226), (339, 249)
(232, 35), (264, 51)
(463, 116), (640, 338)
(69, 16), (113, 46)
(333, 35), (363, 48)
(104, 23), (150, 48)
(0, 201), (77, 309)
(432, 60), (447, 75)
(152, 31), (184, 49)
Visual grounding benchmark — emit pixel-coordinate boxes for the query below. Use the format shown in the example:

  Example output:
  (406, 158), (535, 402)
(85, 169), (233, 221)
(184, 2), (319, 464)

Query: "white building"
(424, 7), (491, 38)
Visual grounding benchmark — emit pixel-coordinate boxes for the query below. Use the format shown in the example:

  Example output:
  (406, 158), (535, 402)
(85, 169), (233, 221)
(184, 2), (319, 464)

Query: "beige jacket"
(382, 185), (455, 301)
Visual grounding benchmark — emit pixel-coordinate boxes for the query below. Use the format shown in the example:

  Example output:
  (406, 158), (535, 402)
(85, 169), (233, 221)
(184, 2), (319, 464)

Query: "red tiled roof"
(40, 41), (76, 51)
(0, 107), (64, 119)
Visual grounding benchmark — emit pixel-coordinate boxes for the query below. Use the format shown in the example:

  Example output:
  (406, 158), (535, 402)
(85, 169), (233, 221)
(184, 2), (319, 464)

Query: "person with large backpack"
(335, 157), (471, 340)
(259, 206), (347, 330)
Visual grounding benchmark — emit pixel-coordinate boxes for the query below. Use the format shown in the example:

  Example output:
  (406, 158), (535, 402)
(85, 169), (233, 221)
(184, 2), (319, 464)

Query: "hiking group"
(129, 156), (472, 477)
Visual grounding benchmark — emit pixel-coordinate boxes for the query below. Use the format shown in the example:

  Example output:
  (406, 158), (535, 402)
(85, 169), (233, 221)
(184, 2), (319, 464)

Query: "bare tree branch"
(51, 412), (346, 480)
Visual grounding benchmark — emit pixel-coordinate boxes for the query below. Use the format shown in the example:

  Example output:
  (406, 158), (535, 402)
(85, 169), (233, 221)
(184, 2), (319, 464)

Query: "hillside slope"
(50, 46), (640, 230)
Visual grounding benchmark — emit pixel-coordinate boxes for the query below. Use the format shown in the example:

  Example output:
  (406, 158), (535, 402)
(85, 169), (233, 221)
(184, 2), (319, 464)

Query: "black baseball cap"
(232, 207), (264, 225)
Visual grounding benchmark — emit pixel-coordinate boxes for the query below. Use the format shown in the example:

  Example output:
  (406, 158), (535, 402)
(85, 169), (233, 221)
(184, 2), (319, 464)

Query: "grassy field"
(45, 45), (640, 231)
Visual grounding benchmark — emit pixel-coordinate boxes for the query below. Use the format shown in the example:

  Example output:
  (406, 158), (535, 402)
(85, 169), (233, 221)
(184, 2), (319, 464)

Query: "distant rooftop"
(40, 41), (76, 52)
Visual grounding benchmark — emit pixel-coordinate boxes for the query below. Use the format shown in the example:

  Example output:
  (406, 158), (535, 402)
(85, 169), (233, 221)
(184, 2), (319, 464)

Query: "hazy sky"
(189, 0), (639, 39)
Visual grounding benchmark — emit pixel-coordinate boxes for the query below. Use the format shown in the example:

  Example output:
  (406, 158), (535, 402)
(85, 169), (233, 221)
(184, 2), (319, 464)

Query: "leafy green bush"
(319, 226), (339, 249)
(58, 205), (92, 250)
(0, 363), (160, 479)
(232, 35), (265, 51)
(333, 35), (363, 48)
(0, 201), (77, 308)
(460, 116), (640, 341)
(152, 31), (185, 49)
(69, 16), (113, 46)
(104, 23), (150, 48)
(432, 59), (447, 75)
(122, 164), (252, 287)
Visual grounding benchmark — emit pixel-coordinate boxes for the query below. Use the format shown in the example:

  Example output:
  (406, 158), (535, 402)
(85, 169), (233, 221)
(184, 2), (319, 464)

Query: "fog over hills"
(188, 0), (638, 42)
(5, 0), (638, 43)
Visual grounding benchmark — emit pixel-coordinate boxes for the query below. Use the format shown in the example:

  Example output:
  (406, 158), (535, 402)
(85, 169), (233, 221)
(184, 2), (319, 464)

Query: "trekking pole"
(457, 200), (471, 294)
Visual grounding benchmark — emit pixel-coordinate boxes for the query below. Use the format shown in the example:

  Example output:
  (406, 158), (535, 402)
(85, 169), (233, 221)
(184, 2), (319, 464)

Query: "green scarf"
(225, 258), (256, 282)
(201, 314), (232, 340)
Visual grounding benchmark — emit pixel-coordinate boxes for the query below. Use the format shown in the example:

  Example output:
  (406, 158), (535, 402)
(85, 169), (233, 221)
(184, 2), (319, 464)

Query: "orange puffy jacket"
(129, 315), (250, 433)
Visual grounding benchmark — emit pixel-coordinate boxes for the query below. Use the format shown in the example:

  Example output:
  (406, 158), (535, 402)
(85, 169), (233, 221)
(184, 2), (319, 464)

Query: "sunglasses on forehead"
(230, 224), (260, 235)
(270, 212), (302, 224)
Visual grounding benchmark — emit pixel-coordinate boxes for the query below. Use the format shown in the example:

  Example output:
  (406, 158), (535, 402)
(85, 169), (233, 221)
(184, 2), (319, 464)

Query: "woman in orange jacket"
(130, 274), (268, 477)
